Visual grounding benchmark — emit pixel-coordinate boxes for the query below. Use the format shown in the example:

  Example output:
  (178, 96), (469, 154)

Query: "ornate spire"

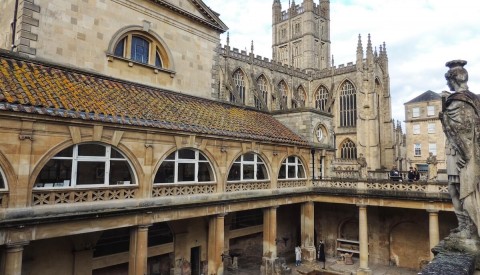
(356, 34), (363, 54)
(227, 32), (230, 46)
(251, 40), (254, 54)
(367, 33), (372, 52)
(383, 41), (387, 56)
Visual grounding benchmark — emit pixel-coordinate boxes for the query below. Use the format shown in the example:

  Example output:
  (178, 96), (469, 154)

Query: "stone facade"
(404, 90), (446, 173)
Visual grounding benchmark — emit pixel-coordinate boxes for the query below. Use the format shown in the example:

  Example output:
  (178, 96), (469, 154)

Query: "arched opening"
(339, 81), (356, 127)
(339, 139), (357, 160)
(315, 85), (329, 112)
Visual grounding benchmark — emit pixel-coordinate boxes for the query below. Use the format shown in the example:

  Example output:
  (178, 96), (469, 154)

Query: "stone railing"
(277, 180), (308, 189)
(32, 186), (137, 206)
(226, 181), (270, 192)
(152, 183), (216, 197)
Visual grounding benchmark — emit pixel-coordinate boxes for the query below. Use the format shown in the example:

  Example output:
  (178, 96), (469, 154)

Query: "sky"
(202, 0), (480, 125)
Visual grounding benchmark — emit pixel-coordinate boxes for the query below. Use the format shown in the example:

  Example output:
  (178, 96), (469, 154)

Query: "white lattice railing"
(32, 186), (137, 206)
(152, 183), (216, 197)
(366, 182), (427, 192)
(277, 180), (307, 189)
(313, 180), (358, 189)
(226, 181), (270, 192)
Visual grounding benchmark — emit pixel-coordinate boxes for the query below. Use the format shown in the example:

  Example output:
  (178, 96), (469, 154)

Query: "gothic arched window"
(255, 75), (268, 110)
(154, 149), (215, 184)
(340, 81), (356, 127)
(315, 86), (329, 111)
(293, 86), (306, 108)
(227, 153), (268, 182)
(232, 69), (246, 104)
(340, 139), (357, 159)
(278, 81), (288, 110)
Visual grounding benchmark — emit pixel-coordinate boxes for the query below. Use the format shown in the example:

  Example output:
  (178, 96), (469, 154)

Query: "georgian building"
(0, 1), (454, 275)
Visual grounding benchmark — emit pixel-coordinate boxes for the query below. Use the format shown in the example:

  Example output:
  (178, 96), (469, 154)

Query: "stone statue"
(426, 152), (438, 180)
(356, 153), (367, 179)
(440, 60), (480, 238)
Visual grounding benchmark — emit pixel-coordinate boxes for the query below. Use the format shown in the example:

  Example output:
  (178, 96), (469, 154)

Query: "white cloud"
(203, 0), (480, 125)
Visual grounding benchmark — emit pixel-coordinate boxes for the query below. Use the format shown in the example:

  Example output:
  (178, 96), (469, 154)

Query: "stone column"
(263, 206), (277, 259)
(4, 242), (28, 275)
(357, 205), (371, 275)
(129, 225), (150, 275)
(73, 249), (93, 275)
(428, 210), (440, 259)
(301, 201), (316, 261)
(208, 213), (225, 275)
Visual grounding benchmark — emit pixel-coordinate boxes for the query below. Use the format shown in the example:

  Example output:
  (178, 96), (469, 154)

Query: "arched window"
(315, 86), (329, 111)
(255, 75), (268, 110)
(154, 149), (214, 184)
(340, 81), (356, 127)
(232, 69), (246, 104)
(227, 153), (268, 181)
(0, 167), (5, 189)
(278, 156), (306, 179)
(293, 86), (306, 108)
(340, 139), (357, 159)
(278, 81), (288, 110)
(34, 143), (135, 188)
(113, 32), (169, 69)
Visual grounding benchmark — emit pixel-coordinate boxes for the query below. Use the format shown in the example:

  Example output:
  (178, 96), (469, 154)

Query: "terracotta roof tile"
(0, 52), (308, 146)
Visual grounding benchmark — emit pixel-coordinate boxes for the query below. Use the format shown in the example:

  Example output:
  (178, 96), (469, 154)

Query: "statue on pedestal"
(426, 152), (438, 180)
(440, 60), (480, 239)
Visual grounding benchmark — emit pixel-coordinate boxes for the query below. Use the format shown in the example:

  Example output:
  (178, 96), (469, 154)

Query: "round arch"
(388, 221), (429, 269)
(107, 25), (175, 70)
(225, 151), (272, 183)
(277, 154), (309, 180)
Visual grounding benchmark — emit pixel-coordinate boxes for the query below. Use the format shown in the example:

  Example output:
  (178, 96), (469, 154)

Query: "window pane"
(164, 152), (175, 160)
(78, 144), (106, 157)
(178, 149), (195, 159)
(109, 160), (133, 185)
(287, 156), (295, 163)
(228, 163), (241, 181)
(131, 36), (149, 64)
(76, 161), (105, 185)
(257, 164), (267, 180)
(155, 161), (174, 183)
(279, 165), (286, 179)
(177, 163), (195, 182)
(35, 159), (72, 186)
(199, 154), (207, 161)
(114, 38), (125, 57)
(110, 148), (125, 159)
(55, 147), (73, 157)
(243, 153), (254, 162)
(0, 175), (4, 189)
(155, 51), (163, 68)
(198, 162), (213, 182)
(287, 165), (296, 178)
(243, 164), (255, 180)
(297, 164), (305, 178)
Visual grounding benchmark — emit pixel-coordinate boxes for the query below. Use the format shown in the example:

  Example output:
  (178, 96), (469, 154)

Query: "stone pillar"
(73, 249), (93, 275)
(428, 210), (440, 259)
(208, 214), (225, 275)
(263, 206), (277, 259)
(301, 201), (316, 261)
(129, 225), (150, 275)
(4, 242), (28, 275)
(357, 205), (371, 275)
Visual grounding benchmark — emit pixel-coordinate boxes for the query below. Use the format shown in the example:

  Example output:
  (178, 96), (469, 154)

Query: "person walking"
(295, 246), (302, 266)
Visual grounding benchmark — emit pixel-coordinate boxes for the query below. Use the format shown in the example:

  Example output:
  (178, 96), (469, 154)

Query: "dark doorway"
(191, 246), (201, 275)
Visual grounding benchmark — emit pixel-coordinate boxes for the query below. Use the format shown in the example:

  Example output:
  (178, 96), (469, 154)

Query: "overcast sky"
(203, 0), (480, 125)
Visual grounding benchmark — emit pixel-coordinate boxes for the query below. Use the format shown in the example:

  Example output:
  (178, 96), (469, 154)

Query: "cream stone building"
(0, 1), (455, 275)
(404, 90), (446, 175)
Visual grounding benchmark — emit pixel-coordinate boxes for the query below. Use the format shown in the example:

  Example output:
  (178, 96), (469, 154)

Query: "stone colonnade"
(2, 204), (443, 275)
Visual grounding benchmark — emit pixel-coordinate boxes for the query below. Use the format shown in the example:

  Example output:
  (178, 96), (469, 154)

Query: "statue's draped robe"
(442, 90), (480, 231)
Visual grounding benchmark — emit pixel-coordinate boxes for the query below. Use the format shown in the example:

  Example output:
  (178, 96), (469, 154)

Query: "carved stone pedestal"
(301, 246), (316, 262)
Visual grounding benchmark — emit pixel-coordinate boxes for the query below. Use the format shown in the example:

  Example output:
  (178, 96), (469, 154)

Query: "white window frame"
(428, 123), (436, 134)
(279, 156), (306, 180)
(427, 105), (435, 116)
(0, 167), (7, 190)
(155, 149), (215, 184)
(429, 143), (437, 155)
(227, 153), (269, 182)
(34, 144), (135, 188)
(414, 143), (422, 156)
(412, 107), (420, 118)
(413, 124), (420, 135)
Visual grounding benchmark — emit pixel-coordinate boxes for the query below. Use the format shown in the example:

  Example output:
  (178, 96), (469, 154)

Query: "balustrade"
(152, 183), (216, 197)
(32, 186), (137, 206)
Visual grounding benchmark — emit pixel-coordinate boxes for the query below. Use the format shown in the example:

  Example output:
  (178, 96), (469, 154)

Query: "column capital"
(216, 212), (228, 218)
(356, 203), (368, 208)
(427, 209), (439, 214)
(6, 241), (29, 249)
